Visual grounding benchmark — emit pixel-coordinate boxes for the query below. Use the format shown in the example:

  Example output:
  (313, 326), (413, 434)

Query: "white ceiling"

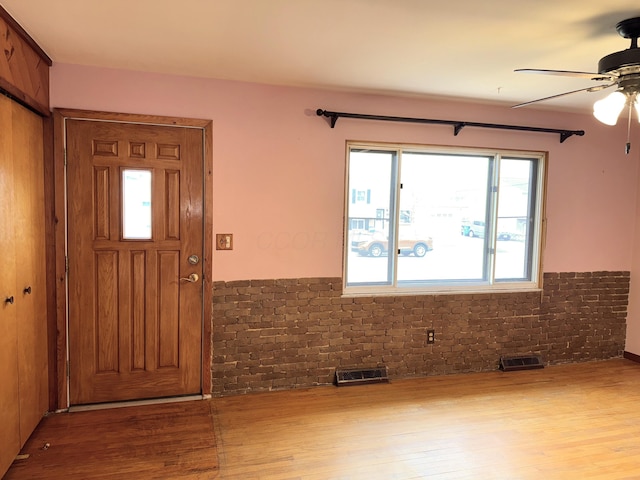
(3, 0), (640, 113)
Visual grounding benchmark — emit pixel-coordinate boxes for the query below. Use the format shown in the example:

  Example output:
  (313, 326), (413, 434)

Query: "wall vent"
(335, 366), (389, 386)
(499, 355), (544, 372)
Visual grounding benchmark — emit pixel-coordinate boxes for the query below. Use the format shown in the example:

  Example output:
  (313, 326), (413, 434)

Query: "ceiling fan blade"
(512, 83), (616, 109)
(515, 68), (617, 81)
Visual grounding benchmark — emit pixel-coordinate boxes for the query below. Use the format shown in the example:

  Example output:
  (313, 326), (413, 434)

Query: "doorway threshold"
(68, 394), (209, 413)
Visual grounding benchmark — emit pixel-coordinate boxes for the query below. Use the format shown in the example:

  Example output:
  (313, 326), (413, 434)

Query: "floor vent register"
(335, 366), (389, 386)
(499, 355), (544, 372)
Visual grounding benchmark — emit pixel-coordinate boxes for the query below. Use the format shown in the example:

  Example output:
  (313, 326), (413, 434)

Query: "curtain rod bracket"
(316, 108), (584, 143)
(560, 131), (583, 143)
(317, 109), (339, 128)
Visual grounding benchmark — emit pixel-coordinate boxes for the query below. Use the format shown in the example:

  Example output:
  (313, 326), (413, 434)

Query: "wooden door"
(66, 119), (204, 405)
(0, 95), (20, 477)
(12, 99), (48, 442)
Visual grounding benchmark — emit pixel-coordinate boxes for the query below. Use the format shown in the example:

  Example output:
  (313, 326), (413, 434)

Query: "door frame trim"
(51, 108), (213, 409)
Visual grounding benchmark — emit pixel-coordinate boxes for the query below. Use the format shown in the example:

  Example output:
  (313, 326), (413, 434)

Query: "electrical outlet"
(427, 329), (435, 344)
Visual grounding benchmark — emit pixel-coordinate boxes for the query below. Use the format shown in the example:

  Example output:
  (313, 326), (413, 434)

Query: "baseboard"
(623, 351), (640, 363)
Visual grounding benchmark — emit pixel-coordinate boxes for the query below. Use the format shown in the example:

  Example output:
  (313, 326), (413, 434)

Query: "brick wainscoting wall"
(211, 271), (629, 396)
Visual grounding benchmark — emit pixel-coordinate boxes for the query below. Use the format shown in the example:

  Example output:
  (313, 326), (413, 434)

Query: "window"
(344, 143), (545, 294)
(122, 169), (152, 240)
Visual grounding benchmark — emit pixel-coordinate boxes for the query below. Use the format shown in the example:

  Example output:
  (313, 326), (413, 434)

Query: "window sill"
(342, 285), (543, 298)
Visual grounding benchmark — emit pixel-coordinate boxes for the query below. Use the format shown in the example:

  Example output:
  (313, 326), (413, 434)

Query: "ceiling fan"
(514, 16), (640, 152)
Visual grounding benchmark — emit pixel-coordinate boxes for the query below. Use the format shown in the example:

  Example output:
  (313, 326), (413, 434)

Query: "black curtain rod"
(316, 109), (584, 143)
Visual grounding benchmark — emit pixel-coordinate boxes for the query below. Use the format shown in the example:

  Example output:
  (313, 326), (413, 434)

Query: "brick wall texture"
(211, 271), (629, 396)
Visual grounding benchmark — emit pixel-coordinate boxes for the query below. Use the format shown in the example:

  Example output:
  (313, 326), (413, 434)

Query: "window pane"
(346, 150), (395, 285)
(122, 169), (152, 239)
(397, 153), (490, 283)
(495, 158), (535, 280)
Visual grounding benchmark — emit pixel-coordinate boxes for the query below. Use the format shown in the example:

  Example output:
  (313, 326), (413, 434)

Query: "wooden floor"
(6, 359), (640, 479)
(4, 400), (218, 479)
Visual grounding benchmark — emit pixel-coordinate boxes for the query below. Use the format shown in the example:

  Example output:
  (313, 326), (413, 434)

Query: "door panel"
(12, 100), (48, 443)
(0, 94), (20, 477)
(67, 119), (204, 405)
(0, 95), (47, 474)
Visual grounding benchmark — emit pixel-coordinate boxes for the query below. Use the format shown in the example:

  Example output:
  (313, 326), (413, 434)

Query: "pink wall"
(50, 63), (638, 283)
(626, 167), (640, 354)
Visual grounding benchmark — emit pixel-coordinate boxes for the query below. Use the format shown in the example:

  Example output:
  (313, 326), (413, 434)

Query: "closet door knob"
(24, 286), (32, 295)
(5, 296), (14, 305)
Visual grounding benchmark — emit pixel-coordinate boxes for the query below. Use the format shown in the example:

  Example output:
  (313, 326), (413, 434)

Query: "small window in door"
(122, 169), (152, 239)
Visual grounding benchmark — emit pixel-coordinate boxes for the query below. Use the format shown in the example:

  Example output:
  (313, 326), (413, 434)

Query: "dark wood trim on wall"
(0, 6), (52, 66)
(0, 6), (50, 115)
(202, 121), (214, 397)
(623, 351), (640, 363)
(51, 110), (67, 410)
(43, 114), (58, 411)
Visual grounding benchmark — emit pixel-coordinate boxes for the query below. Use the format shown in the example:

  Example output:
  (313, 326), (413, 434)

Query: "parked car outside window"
(351, 231), (433, 257)
(461, 220), (513, 240)
(461, 220), (485, 238)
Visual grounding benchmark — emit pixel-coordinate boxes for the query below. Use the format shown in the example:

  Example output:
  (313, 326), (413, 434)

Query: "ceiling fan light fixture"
(516, 16), (640, 151)
(593, 90), (627, 125)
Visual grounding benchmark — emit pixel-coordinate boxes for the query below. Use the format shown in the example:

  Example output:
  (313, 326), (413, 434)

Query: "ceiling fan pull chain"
(626, 100), (633, 155)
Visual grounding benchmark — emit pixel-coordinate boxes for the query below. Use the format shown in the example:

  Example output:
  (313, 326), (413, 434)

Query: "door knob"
(24, 286), (32, 295)
(5, 296), (14, 305)
(180, 273), (199, 283)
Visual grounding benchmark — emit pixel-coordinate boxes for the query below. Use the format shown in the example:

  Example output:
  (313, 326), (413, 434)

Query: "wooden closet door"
(0, 95), (20, 477)
(12, 100), (48, 444)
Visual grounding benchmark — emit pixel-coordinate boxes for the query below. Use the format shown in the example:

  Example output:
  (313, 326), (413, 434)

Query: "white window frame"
(343, 142), (546, 295)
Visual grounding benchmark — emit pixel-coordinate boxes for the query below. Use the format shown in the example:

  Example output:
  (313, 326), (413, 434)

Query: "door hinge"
(64, 148), (67, 166)
(66, 360), (70, 378)
(65, 256), (69, 273)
